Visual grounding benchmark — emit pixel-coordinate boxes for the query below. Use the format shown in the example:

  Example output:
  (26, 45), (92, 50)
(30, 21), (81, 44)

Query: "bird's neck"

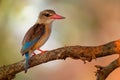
(36, 19), (53, 34)
(37, 19), (54, 24)
(45, 23), (52, 34)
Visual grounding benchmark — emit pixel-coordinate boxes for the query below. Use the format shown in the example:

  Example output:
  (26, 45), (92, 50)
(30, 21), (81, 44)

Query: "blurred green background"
(0, 0), (120, 80)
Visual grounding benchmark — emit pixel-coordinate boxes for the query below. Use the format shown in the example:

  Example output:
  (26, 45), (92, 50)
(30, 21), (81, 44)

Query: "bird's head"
(37, 9), (65, 24)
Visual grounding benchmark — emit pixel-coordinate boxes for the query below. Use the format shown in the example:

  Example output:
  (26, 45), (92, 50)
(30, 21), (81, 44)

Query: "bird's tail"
(24, 52), (29, 73)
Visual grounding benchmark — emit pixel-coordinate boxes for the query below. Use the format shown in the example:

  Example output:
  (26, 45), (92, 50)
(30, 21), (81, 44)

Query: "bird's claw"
(38, 48), (48, 54)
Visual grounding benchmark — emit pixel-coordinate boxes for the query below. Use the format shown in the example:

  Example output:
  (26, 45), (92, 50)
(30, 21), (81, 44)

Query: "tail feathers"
(24, 52), (29, 73)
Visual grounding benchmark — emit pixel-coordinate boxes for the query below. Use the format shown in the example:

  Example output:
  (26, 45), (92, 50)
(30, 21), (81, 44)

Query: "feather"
(24, 52), (29, 73)
(21, 23), (45, 55)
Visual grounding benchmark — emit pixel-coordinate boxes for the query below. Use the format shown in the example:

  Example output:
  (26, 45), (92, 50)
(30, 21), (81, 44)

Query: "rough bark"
(0, 39), (120, 80)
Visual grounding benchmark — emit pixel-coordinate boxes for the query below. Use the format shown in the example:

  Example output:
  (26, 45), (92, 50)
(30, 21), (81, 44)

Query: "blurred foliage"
(0, 0), (25, 65)
(47, 0), (120, 46)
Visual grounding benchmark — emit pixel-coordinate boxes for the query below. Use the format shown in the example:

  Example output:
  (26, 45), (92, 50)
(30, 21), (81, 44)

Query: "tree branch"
(0, 39), (120, 80)
(95, 57), (120, 80)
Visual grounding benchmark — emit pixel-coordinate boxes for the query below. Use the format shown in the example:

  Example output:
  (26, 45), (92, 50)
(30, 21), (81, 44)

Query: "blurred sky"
(0, 0), (120, 80)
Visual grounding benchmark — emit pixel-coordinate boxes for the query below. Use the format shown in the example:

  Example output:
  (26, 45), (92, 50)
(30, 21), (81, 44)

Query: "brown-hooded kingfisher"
(21, 9), (65, 73)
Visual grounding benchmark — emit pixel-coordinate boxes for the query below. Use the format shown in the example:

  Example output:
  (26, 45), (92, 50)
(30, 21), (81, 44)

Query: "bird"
(20, 9), (65, 73)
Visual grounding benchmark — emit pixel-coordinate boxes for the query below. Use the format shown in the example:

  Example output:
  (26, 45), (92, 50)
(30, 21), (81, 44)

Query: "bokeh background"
(0, 0), (120, 80)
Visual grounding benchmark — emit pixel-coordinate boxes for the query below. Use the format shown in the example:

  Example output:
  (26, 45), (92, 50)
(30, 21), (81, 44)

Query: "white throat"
(37, 18), (54, 24)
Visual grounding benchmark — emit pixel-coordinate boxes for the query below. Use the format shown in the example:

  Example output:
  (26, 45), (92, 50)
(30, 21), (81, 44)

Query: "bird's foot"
(31, 52), (37, 56)
(38, 48), (47, 54)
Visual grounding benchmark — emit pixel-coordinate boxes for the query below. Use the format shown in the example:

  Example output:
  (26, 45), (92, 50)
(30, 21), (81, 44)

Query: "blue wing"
(21, 23), (45, 55)
(21, 37), (39, 55)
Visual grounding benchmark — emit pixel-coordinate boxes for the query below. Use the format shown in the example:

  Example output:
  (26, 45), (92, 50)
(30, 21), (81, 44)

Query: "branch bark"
(0, 39), (120, 80)
(95, 57), (120, 80)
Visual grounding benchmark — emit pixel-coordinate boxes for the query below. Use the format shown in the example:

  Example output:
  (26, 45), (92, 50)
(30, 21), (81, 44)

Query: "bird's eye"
(44, 13), (50, 17)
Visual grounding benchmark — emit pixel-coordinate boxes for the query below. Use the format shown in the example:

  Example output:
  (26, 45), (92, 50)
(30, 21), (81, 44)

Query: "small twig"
(95, 57), (120, 80)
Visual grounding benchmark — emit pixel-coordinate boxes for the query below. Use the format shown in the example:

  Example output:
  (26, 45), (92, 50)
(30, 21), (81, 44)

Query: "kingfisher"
(21, 9), (65, 73)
